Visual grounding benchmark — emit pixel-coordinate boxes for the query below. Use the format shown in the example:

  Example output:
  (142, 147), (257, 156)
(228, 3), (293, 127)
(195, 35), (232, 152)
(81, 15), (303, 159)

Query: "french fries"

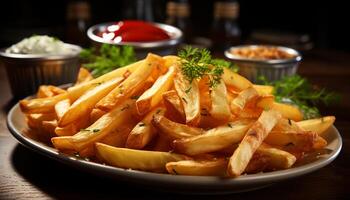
(96, 54), (164, 111)
(96, 143), (188, 172)
(227, 110), (282, 177)
(136, 66), (176, 115)
(20, 52), (334, 178)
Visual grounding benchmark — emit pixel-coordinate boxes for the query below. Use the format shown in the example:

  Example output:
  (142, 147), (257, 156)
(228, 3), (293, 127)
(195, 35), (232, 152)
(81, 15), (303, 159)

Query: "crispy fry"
(26, 113), (56, 129)
(136, 66), (176, 115)
(42, 120), (58, 136)
(297, 116), (335, 136)
(173, 120), (253, 155)
(227, 110), (282, 177)
(54, 99), (71, 120)
(210, 80), (231, 121)
(37, 85), (66, 98)
(95, 143), (188, 172)
(153, 114), (203, 140)
(272, 102), (303, 121)
(166, 159), (227, 176)
(55, 114), (90, 136)
(126, 108), (166, 149)
(20, 93), (68, 114)
(162, 90), (185, 123)
(174, 70), (200, 126)
(52, 99), (135, 151)
(230, 87), (259, 113)
(59, 77), (124, 126)
(253, 85), (274, 96)
(76, 67), (93, 85)
(96, 54), (164, 111)
(90, 108), (107, 123)
(222, 68), (253, 91)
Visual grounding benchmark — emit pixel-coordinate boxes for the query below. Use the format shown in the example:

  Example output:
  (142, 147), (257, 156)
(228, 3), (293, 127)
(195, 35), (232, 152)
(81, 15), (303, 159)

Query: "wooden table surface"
(0, 49), (349, 200)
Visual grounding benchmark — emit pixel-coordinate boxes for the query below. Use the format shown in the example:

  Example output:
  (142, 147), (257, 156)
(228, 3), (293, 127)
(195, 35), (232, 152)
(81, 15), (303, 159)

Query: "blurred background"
(0, 0), (348, 52)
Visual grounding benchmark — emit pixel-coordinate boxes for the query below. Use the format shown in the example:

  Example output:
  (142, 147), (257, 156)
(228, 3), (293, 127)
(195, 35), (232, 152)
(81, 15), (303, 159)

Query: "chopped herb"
(93, 129), (100, 132)
(288, 119), (292, 126)
(185, 87), (192, 93)
(182, 97), (188, 104)
(80, 129), (90, 132)
(227, 123), (233, 128)
(156, 109), (162, 114)
(139, 123), (146, 127)
(80, 44), (136, 78)
(259, 75), (341, 119)
(130, 95), (140, 100)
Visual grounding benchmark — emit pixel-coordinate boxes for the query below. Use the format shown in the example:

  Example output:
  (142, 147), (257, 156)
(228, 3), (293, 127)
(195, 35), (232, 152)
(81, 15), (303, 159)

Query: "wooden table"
(0, 50), (349, 199)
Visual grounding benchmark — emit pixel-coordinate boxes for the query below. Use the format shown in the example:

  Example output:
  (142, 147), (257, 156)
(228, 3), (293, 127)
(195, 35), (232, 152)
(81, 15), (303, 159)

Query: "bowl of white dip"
(0, 35), (81, 98)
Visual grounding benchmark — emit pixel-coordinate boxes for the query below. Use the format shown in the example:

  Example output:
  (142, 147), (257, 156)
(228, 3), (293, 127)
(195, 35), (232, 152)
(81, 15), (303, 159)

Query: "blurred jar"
(65, 0), (91, 47)
(211, 0), (241, 51)
(165, 0), (193, 44)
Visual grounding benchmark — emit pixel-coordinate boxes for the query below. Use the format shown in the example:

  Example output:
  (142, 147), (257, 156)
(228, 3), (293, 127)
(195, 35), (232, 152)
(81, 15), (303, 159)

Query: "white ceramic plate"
(7, 102), (342, 194)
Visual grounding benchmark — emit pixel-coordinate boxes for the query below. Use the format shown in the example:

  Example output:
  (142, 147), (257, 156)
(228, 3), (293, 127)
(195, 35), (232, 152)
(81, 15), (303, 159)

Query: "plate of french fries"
(7, 53), (342, 194)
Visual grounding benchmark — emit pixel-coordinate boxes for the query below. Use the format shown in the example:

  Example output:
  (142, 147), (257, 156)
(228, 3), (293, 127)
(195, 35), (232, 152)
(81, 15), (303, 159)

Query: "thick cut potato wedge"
(272, 102), (303, 121)
(126, 108), (166, 149)
(245, 143), (296, 173)
(95, 143), (188, 172)
(54, 99), (71, 120)
(20, 93), (69, 114)
(166, 159), (227, 176)
(173, 120), (253, 155)
(231, 87), (259, 112)
(222, 68), (253, 91)
(76, 67), (93, 85)
(162, 90), (185, 123)
(55, 114), (90, 136)
(297, 116), (335, 136)
(90, 108), (107, 123)
(26, 113), (57, 129)
(51, 99), (135, 151)
(253, 85), (274, 96)
(37, 85), (66, 98)
(59, 77), (124, 126)
(96, 54), (164, 111)
(210, 80), (231, 121)
(227, 109), (282, 177)
(136, 66), (176, 115)
(152, 114), (203, 139)
(174, 70), (200, 126)
(68, 60), (142, 101)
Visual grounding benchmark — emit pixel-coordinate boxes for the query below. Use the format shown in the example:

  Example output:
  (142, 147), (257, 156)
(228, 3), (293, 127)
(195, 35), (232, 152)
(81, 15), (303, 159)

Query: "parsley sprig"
(178, 46), (235, 87)
(259, 75), (340, 119)
(80, 44), (136, 77)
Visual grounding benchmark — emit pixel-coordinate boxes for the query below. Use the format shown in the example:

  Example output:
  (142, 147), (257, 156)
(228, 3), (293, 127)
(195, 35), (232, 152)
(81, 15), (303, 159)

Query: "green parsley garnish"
(80, 44), (136, 78)
(259, 75), (340, 119)
(178, 46), (234, 87)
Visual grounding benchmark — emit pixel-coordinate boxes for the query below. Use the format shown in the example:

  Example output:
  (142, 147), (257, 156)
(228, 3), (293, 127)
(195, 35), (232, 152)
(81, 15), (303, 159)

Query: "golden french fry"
(230, 87), (259, 113)
(245, 143), (296, 173)
(222, 68), (253, 91)
(59, 77), (124, 126)
(96, 54), (164, 111)
(76, 67), (93, 85)
(54, 99), (71, 120)
(174, 70), (200, 126)
(297, 116), (335, 136)
(162, 90), (185, 123)
(26, 113), (57, 129)
(173, 120), (253, 155)
(37, 85), (66, 98)
(95, 143), (188, 172)
(166, 159), (227, 176)
(152, 114), (203, 140)
(42, 120), (58, 136)
(20, 93), (68, 114)
(227, 109), (282, 177)
(52, 99), (135, 151)
(55, 114), (90, 136)
(210, 80), (231, 121)
(272, 102), (303, 121)
(90, 108), (107, 123)
(126, 108), (166, 149)
(253, 85), (274, 96)
(136, 66), (176, 115)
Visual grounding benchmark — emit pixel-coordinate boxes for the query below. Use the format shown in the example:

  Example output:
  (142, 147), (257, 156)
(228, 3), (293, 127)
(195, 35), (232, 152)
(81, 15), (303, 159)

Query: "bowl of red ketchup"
(87, 20), (182, 58)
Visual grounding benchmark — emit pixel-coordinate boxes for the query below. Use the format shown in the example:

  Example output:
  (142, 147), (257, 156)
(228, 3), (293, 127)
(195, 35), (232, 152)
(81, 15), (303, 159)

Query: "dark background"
(0, 0), (348, 51)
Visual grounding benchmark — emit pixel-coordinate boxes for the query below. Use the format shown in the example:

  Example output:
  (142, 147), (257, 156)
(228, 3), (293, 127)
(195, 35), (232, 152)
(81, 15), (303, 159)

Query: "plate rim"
(6, 102), (343, 191)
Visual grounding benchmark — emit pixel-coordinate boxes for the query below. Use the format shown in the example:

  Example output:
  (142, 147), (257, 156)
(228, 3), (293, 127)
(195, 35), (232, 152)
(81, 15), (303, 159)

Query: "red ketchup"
(98, 20), (171, 42)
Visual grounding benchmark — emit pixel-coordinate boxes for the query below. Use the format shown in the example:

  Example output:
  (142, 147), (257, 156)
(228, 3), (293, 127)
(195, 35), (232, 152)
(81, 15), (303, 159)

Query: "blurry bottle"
(211, 0), (241, 51)
(165, 0), (193, 44)
(65, 0), (91, 47)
